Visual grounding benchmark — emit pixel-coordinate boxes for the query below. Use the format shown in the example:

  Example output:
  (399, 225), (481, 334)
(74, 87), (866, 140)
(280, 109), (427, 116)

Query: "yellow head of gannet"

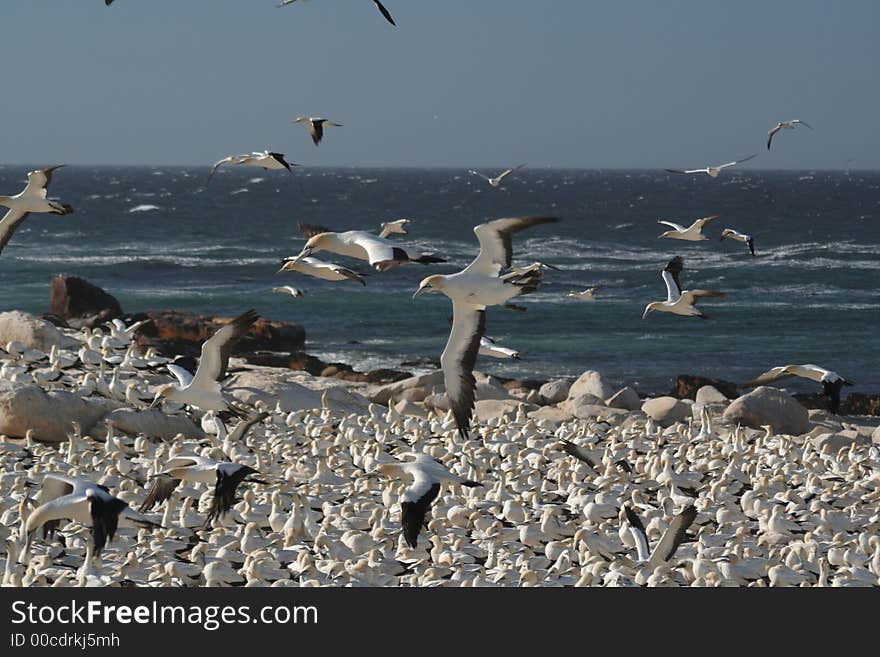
(412, 274), (446, 298)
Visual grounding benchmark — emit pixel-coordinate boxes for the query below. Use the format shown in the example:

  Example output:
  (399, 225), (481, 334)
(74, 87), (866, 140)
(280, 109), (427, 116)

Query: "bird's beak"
(642, 308), (651, 320)
(149, 395), (161, 409)
(412, 286), (428, 299)
(277, 260), (292, 274)
(288, 246), (312, 266)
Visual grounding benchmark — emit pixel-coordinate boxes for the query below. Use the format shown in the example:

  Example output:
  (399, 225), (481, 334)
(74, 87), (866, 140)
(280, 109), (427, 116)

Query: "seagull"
(378, 218), (412, 238)
(0, 166), (74, 256)
(150, 309), (258, 412)
(272, 286), (305, 298)
(741, 364), (853, 414)
(368, 453), (481, 548)
(278, 254), (366, 285)
(567, 286), (600, 301)
(413, 216), (559, 438)
(468, 164), (526, 188)
(478, 336), (521, 360)
(767, 120), (812, 150)
(279, 0), (396, 26)
(642, 256), (724, 320)
(657, 215), (719, 241)
(207, 151), (297, 183)
(289, 222), (446, 272)
(24, 474), (160, 557)
(293, 117), (343, 146)
(720, 228), (756, 256)
(665, 154), (757, 178)
(623, 504), (697, 570)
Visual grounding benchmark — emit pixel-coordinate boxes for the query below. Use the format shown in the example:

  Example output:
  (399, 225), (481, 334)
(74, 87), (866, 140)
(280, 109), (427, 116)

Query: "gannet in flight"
(0, 166), (74, 257)
(767, 120), (812, 150)
(207, 151), (297, 183)
(279, 0), (396, 25)
(413, 215), (559, 438)
(468, 164), (526, 188)
(151, 309), (259, 412)
(741, 364), (853, 414)
(642, 256), (724, 320)
(378, 218), (412, 238)
(293, 117), (343, 146)
(24, 474), (160, 556)
(272, 285), (305, 298)
(657, 215), (719, 241)
(665, 154), (757, 178)
(368, 453), (481, 548)
(479, 336), (521, 360)
(290, 222), (445, 272)
(720, 228), (755, 256)
(623, 504), (697, 570)
(568, 286), (600, 301)
(279, 254), (367, 285)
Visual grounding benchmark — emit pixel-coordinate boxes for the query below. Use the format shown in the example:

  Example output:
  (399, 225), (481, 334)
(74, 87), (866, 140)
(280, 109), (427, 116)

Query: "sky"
(0, 1), (878, 169)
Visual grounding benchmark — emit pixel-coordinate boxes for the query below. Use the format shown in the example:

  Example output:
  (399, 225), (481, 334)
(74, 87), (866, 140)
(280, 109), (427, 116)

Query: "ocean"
(1, 165), (877, 395)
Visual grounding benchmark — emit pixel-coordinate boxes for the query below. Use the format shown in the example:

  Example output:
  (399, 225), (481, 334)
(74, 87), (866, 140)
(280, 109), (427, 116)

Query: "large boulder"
(365, 370), (445, 405)
(527, 406), (575, 426)
(104, 408), (204, 441)
(0, 311), (78, 351)
(539, 379), (573, 405)
(0, 382), (121, 442)
(561, 395), (628, 421)
(811, 430), (871, 453)
(567, 370), (613, 401)
(873, 424), (880, 444)
(723, 386), (810, 435)
(696, 385), (728, 405)
(641, 396), (691, 427)
(49, 275), (123, 326)
(606, 386), (641, 411)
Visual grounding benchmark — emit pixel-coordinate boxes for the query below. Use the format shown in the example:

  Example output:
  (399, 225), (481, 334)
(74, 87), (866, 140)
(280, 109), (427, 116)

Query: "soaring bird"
(278, 254), (367, 285)
(741, 364), (853, 414)
(293, 117), (343, 146)
(207, 151), (297, 183)
(468, 164), (526, 188)
(478, 335), (521, 360)
(642, 256), (724, 320)
(657, 215), (719, 241)
(24, 474), (160, 556)
(272, 285), (305, 299)
(413, 215), (559, 438)
(378, 218), (412, 238)
(279, 0), (396, 26)
(368, 453), (481, 548)
(665, 154), (757, 178)
(720, 228), (756, 256)
(0, 166), (74, 256)
(289, 222), (445, 272)
(150, 309), (258, 412)
(567, 286), (600, 301)
(767, 120), (812, 150)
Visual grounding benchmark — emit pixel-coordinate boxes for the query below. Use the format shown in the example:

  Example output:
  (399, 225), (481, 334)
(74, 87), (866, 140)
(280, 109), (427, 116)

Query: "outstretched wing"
(207, 155), (237, 183)
(647, 506), (697, 569)
(373, 0), (396, 26)
(24, 165), (65, 198)
(441, 303), (486, 440)
(691, 215), (720, 231)
(680, 290), (725, 306)
(469, 215), (559, 276)
(767, 124), (782, 150)
(227, 411), (269, 443)
(662, 256), (684, 302)
(0, 208), (30, 255)
(191, 309), (259, 387)
(741, 365), (796, 388)
(658, 220), (686, 232)
(166, 363), (194, 388)
(138, 474), (180, 512)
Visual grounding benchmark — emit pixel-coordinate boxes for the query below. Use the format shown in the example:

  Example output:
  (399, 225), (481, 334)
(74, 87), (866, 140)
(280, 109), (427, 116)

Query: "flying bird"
(720, 228), (756, 256)
(207, 151), (297, 183)
(150, 309), (259, 412)
(567, 286), (601, 301)
(279, 0), (396, 26)
(368, 453), (481, 548)
(272, 285), (305, 298)
(293, 117), (343, 146)
(642, 256), (724, 320)
(468, 164), (526, 188)
(767, 120), (812, 150)
(657, 215), (719, 241)
(478, 336), (521, 360)
(278, 254), (367, 285)
(741, 364), (853, 414)
(665, 154), (757, 178)
(0, 166), (74, 257)
(289, 222), (445, 272)
(378, 218), (412, 238)
(623, 504), (697, 570)
(413, 215), (559, 438)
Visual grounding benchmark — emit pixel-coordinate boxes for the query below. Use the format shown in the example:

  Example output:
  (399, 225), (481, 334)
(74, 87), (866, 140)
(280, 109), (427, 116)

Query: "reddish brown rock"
(49, 275), (123, 325)
(673, 374), (740, 400)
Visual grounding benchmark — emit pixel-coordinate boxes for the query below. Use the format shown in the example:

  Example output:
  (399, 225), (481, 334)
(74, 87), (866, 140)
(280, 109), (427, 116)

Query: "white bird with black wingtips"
(0, 166), (74, 257)
(665, 154), (757, 178)
(767, 120), (812, 150)
(278, 254), (367, 285)
(413, 215), (559, 438)
(468, 164), (526, 188)
(741, 364), (853, 414)
(479, 336), (521, 360)
(622, 503), (697, 574)
(293, 117), (343, 146)
(272, 286), (305, 299)
(720, 228), (756, 256)
(642, 256), (724, 320)
(279, 0), (396, 26)
(207, 151), (297, 183)
(567, 286), (600, 301)
(657, 215), (719, 241)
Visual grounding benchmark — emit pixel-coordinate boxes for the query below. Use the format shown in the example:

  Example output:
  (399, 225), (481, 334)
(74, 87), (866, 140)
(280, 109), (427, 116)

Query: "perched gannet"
(413, 215), (559, 438)
(290, 222), (445, 272)
(741, 364), (853, 414)
(642, 256), (724, 320)
(478, 336), (521, 360)
(720, 228), (756, 256)
(280, 0), (396, 26)
(24, 474), (159, 556)
(368, 453), (481, 548)
(767, 120), (812, 150)
(207, 151), (297, 183)
(293, 117), (343, 146)
(468, 164), (526, 188)
(657, 215), (719, 241)
(272, 286), (305, 299)
(278, 255), (366, 285)
(378, 218), (412, 238)
(567, 286), (600, 301)
(623, 504), (697, 570)
(0, 166), (74, 256)
(151, 309), (258, 412)
(665, 154), (757, 178)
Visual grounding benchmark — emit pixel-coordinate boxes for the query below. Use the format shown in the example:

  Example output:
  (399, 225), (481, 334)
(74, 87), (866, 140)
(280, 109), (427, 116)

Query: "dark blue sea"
(1, 165), (877, 394)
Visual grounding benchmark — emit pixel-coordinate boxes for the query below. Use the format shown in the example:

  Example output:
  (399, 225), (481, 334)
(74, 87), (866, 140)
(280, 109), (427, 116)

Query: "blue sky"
(0, 1), (877, 168)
